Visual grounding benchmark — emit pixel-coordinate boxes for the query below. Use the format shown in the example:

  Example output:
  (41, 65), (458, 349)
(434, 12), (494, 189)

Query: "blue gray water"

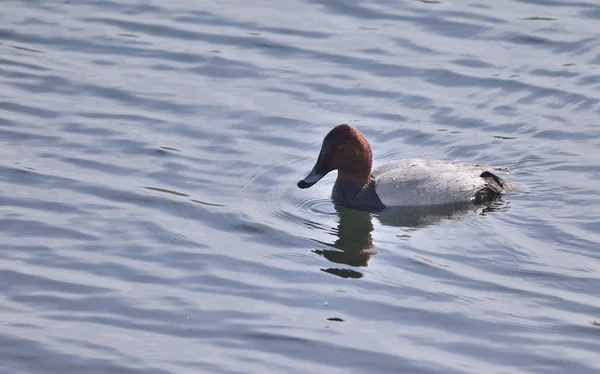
(2, 0), (600, 373)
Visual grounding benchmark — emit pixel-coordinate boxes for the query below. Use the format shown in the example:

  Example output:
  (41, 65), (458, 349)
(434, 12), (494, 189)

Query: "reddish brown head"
(297, 124), (373, 189)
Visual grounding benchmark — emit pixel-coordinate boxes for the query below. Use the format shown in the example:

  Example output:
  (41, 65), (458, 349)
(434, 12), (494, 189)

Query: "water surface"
(2, 0), (600, 373)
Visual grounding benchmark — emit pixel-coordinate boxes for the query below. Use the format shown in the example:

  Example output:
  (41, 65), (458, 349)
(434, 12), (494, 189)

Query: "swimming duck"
(297, 124), (513, 212)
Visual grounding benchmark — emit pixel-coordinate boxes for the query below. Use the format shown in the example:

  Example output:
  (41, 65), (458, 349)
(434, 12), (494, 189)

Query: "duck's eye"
(336, 145), (343, 151)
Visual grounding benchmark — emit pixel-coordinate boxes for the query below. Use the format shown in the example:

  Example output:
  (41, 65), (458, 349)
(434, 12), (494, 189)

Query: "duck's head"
(297, 124), (373, 189)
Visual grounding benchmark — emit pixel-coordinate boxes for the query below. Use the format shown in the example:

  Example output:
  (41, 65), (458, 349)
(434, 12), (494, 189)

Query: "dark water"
(2, 0), (600, 373)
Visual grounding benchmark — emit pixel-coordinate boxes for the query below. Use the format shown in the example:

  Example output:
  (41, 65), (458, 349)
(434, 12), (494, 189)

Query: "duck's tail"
(473, 169), (515, 203)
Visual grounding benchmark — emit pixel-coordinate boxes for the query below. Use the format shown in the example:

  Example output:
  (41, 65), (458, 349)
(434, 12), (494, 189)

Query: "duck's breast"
(372, 159), (494, 207)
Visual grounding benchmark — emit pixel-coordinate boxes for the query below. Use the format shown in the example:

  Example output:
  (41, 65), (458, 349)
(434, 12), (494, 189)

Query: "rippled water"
(2, 0), (600, 373)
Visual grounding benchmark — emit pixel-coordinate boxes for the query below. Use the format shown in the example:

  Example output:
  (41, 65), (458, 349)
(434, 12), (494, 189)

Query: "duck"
(297, 124), (513, 212)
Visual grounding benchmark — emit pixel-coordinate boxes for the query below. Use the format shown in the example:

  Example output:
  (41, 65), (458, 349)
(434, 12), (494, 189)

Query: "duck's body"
(372, 159), (511, 206)
(298, 125), (513, 212)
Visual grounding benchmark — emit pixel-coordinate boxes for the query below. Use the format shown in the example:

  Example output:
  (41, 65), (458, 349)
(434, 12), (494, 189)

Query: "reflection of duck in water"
(313, 205), (375, 279)
(375, 201), (507, 228)
(313, 201), (509, 279)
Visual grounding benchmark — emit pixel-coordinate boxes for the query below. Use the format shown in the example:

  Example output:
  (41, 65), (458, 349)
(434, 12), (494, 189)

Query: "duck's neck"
(332, 171), (384, 212)
(337, 142), (373, 188)
(338, 169), (371, 188)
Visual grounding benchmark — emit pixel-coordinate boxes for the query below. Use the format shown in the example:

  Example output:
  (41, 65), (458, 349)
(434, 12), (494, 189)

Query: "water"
(1, 0), (600, 373)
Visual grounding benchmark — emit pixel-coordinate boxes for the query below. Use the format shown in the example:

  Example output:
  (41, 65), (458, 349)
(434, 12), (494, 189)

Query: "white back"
(372, 159), (499, 207)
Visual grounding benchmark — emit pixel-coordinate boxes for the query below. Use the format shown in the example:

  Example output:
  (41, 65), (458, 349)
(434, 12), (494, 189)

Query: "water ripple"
(2, 0), (600, 373)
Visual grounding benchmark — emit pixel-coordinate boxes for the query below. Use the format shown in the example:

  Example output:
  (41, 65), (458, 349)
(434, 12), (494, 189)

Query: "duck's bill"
(297, 167), (325, 189)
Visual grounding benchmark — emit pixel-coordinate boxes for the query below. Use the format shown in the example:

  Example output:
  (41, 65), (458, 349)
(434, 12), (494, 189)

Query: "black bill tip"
(297, 180), (314, 189)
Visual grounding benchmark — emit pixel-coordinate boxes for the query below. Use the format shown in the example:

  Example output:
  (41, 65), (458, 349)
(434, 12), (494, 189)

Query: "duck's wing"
(372, 159), (511, 207)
